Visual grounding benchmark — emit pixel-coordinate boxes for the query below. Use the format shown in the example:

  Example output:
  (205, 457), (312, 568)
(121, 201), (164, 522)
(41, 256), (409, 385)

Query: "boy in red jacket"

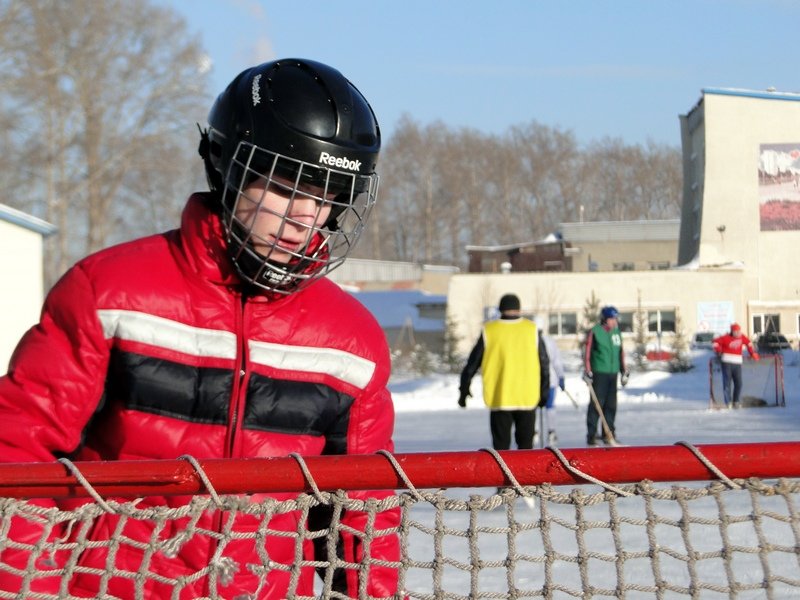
(712, 323), (759, 408)
(0, 59), (400, 599)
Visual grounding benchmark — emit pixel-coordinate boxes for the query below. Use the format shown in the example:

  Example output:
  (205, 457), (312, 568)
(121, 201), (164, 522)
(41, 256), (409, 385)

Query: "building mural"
(759, 143), (800, 231)
(696, 301), (735, 335)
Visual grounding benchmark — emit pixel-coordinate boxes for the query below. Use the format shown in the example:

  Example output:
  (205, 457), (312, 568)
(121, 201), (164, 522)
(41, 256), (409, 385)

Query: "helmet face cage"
(220, 140), (378, 294)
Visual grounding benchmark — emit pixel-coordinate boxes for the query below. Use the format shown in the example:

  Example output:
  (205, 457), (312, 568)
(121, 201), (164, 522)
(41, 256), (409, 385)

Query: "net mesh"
(1, 477), (798, 599)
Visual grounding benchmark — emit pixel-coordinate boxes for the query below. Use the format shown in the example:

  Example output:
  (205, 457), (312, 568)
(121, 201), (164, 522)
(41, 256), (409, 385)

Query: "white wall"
(0, 220), (46, 373)
(446, 269), (748, 357)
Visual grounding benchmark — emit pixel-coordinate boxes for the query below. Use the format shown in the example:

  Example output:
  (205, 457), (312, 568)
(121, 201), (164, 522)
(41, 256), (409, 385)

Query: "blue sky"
(164, 0), (799, 148)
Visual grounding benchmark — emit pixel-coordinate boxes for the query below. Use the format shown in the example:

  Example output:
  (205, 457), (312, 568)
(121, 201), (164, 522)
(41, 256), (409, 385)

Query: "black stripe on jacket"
(103, 350), (354, 453)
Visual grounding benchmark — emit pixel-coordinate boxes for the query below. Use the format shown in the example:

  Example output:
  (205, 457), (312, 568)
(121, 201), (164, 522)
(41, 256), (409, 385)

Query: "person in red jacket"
(0, 59), (400, 598)
(712, 323), (760, 408)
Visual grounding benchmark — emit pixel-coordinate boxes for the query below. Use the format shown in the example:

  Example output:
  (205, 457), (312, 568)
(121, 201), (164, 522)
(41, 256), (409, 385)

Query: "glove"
(582, 371), (593, 385)
(620, 370), (630, 387)
(751, 352), (760, 361)
(558, 377), (565, 391)
(458, 389), (471, 408)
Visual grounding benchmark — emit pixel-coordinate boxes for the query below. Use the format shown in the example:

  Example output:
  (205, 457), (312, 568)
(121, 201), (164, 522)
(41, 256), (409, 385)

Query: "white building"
(0, 204), (57, 373)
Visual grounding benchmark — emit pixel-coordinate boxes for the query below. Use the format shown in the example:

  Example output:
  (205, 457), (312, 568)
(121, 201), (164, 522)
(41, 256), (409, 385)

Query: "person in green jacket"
(583, 305), (629, 446)
(458, 294), (550, 450)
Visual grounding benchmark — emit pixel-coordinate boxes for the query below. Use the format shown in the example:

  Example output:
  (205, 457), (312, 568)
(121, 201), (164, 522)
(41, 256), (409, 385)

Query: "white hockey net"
(0, 446), (798, 599)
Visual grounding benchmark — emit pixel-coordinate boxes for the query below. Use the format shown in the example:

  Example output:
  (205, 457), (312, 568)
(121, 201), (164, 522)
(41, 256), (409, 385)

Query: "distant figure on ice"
(458, 294), (550, 450)
(583, 305), (629, 446)
(713, 323), (759, 408)
(536, 317), (566, 446)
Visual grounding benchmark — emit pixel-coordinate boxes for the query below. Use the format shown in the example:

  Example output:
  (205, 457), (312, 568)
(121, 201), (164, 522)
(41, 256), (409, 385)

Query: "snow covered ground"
(390, 347), (800, 452)
(385, 348), (800, 598)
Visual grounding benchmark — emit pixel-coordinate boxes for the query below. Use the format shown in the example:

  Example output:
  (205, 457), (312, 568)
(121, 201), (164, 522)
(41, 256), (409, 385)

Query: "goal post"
(0, 443), (799, 499)
(0, 444), (799, 599)
(708, 353), (785, 408)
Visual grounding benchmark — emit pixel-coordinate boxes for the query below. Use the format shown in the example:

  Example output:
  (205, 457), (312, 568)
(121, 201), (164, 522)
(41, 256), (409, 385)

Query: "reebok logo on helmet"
(251, 74), (262, 106)
(319, 152), (362, 172)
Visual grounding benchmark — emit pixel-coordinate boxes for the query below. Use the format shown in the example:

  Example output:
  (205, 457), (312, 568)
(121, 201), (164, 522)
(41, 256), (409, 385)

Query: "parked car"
(691, 331), (714, 349)
(755, 332), (792, 354)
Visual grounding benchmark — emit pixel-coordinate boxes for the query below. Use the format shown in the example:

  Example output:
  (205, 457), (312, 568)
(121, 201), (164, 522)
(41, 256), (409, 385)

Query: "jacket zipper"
(207, 293), (248, 597)
(226, 293), (248, 458)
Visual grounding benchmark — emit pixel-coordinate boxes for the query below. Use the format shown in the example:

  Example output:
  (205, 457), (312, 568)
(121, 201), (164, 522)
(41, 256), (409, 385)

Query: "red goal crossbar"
(0, 442), (798, 500)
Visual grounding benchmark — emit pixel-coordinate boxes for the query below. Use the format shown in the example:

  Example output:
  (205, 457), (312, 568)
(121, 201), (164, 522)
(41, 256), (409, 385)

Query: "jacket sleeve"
(0, 264), (110, 594)
(584, 329), (595, 372)
(544, 336), (565, 380)
(537, 335), (550, 405)
(459, 334), (484, 393)
(0, 263), (109, 462)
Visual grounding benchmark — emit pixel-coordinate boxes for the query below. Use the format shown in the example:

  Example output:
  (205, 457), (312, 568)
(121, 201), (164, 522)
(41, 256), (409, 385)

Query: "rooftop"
(0, 204), (57, 237)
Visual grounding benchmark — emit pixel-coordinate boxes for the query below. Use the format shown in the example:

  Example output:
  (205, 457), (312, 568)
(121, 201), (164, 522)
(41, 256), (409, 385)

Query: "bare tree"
(0, 0), (210, 286)
(508, 121), (583, 238)
(369, 116), (681, 268)
(580, 137), (682, 222)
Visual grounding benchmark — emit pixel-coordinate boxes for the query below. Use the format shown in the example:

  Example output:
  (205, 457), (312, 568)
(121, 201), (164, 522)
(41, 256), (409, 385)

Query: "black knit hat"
(498, 294), (521, 313)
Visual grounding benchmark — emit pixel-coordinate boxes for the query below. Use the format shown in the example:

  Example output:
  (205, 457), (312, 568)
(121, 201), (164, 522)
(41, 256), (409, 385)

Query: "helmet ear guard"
(197, 125), (223, 194)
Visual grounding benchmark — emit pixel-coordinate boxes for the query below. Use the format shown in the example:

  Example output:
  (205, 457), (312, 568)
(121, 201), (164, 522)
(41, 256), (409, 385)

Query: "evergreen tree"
(670, 309), (693, 372)
(410, 343), (434, 376)
(578, 290), (602, 355)
(441, 315), (463, 374)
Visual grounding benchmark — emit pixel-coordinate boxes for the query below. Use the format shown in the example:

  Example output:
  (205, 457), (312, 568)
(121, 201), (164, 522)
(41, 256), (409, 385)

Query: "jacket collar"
(179, 193), (240, 288)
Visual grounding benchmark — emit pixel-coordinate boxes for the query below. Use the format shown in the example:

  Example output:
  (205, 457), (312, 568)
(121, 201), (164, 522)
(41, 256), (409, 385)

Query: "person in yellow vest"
(458, 294), (550, 450)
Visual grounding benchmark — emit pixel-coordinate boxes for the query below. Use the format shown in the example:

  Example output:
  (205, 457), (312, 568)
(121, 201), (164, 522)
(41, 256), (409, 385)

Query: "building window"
(613, 262), (635, 271)
(543, 260), (564, 271)
(648, 309), (676, 333)
(648, 261), (670, 270)
(548, 312), (577, 336)
(617, 311), (634, 333)
(752, 313), (780, 335)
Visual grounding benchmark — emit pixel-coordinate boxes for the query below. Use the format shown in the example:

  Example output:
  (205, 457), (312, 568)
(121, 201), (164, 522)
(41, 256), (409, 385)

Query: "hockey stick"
(585, 378), (620, 446)
(536, 406), (546, 449)
(561, 388), (581, 410)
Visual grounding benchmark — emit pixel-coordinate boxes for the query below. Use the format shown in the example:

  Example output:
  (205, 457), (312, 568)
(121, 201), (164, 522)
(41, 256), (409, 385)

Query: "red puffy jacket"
(0, 194), (400, 598)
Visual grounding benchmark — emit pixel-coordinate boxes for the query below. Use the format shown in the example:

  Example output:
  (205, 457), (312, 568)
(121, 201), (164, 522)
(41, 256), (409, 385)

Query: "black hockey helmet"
(198, 58), (381, 294)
